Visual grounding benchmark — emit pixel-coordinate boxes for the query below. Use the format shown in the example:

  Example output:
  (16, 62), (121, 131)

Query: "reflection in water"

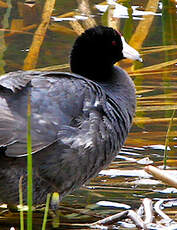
(162, 0), (177, 120)
(0, 0), (177, 229)
(0, 0), (11, 74)
(23, 0), (55, 70)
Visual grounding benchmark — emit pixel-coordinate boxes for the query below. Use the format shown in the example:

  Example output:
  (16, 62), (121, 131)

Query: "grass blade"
(42, 194), (51, 230)
(19, 176), (24, 230)
(27, 93), (33, 230)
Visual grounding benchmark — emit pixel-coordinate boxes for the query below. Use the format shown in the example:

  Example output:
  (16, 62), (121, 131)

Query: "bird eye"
(112, 40), (117, 46)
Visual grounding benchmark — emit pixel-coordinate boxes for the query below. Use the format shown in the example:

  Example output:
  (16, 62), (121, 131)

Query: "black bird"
(0, 26), (142, 205)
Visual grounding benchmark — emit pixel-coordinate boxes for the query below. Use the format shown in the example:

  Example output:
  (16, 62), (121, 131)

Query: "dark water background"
(0, 0), (177, 229)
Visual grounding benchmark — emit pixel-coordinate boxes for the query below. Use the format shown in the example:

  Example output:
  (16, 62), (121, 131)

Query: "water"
(0, 0), (177, 229)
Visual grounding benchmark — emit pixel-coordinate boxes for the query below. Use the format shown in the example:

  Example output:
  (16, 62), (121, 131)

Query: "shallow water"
(0, 0), (177, 229)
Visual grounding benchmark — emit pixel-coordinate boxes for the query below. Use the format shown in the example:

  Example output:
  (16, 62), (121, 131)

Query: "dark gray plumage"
(0, 26), (140, 205)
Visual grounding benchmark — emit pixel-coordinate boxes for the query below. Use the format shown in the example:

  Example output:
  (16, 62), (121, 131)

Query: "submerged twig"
(91, 210), (128, 226)
(90, 209), (145, 229)
(127, 210), (145, 229)
(154, 199), (173, 223)
(143, 198), (153, 224)
(59, 205), (101, 218)
(136, 204), (144, 217)
(82, 197), (177, 229)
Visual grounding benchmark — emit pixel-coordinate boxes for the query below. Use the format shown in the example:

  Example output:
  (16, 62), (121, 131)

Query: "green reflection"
(162, 0), (177, 117)
(0, 0), (11, 75)
(122, 1), (133, 42)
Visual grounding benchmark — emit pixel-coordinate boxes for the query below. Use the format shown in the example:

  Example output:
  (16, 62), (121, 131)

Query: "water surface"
(0, 0), (177, 229)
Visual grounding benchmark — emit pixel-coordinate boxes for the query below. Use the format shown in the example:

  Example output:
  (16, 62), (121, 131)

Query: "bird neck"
(100, 66), (136, 120)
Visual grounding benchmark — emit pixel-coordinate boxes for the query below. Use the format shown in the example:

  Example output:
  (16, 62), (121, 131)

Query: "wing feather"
(0, 71), (102, 157)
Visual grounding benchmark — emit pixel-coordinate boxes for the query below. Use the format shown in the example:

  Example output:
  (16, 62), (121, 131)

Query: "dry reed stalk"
(134, 58), (177, 72)
(145, 165), (177, 189)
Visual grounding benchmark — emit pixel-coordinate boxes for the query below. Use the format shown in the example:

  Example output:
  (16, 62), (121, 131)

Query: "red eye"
(112, 40), (117, 46)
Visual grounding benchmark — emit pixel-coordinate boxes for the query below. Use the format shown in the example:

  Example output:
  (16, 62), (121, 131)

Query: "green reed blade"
(19, 176), (24, 230)
(27, 93), (33, 230)
(163, 109), (176, 169)
(42, 194), (51, 230)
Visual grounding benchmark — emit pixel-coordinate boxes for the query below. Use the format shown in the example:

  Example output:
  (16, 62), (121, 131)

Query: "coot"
(0, 26), (142, 205)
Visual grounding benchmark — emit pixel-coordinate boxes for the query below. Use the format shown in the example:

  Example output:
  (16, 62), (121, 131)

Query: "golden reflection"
(129, 0), (159, 50)
(0, 0), (11, 74)
(122, 1), (133, 42)
(69, 20), (85, 35)
(0, 0), (177, 227)
(134, 117), (177, 125)
(102, 4), (118, 30)
(17, 1), (41, 26)
(77, 0), (97, 28)
(0, 0), (176, 152)
(161, 0), (177, 119)
(23, 0), (56, 70)
(48, 23), (76, 35)
(0, 0), (9, 8)
(141, 45), (177, 55)
(134, 58), (177, 72)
